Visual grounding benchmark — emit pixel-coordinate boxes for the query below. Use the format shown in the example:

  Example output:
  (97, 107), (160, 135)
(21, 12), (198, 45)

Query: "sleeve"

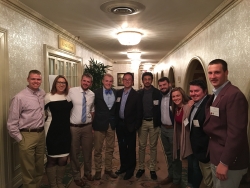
(90, 93), (95, 113)
(7, 96), (22, 142)
(220, 91), (248, 165)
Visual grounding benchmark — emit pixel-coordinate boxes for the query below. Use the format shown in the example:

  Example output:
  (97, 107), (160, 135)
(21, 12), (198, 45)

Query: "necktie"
(105, 89), (112, 95)
(81, 92), (86, 123)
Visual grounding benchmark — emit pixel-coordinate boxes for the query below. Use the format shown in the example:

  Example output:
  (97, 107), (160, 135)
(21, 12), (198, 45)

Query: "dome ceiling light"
(117, 31), (142, 45)
(127, 51), (141, 59)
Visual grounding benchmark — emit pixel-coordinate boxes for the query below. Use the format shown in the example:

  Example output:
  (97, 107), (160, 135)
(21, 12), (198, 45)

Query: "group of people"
(7, 58), (249, 188)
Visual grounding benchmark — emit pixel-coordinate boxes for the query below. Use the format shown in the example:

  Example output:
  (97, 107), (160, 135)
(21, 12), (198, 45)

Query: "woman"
(171, 87), (193, 187)
(45, 75), (73, 188)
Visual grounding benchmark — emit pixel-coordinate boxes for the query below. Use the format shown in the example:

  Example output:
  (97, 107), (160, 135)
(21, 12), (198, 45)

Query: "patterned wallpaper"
(154, 0), (250, 97)
(0, 3), (112, 98)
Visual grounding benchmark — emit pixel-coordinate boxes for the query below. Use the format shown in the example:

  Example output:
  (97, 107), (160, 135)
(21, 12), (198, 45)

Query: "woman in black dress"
(45, 75), (73, 188)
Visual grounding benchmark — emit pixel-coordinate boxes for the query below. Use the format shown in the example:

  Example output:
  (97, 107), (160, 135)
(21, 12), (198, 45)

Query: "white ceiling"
(19, 0), (225, 65)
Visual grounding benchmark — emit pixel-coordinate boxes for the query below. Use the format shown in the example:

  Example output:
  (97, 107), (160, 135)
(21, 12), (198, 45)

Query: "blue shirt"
(212, 81), (229, 101)
(103, 87), (115, 110)
(119, 88), (131, 119)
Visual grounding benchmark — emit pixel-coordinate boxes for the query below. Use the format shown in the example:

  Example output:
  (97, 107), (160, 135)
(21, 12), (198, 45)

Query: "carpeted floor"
(40, 134), (188, 188)
(39, 135), (250, 188)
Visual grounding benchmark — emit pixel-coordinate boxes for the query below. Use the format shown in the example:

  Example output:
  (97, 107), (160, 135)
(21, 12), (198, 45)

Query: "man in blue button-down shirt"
(92, 73), (118, 180)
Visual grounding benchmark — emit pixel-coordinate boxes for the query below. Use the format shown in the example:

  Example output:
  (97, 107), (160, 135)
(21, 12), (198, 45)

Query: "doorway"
(184, 57), (207, 93)
(168, 67), (176, 88)
(0, 29), (12, 187)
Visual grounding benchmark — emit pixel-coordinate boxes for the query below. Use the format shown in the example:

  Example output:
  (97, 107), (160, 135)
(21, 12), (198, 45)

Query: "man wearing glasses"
(115, 72), (143, 180)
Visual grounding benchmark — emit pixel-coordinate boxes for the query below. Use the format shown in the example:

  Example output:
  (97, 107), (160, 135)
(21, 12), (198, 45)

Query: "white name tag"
(184, 118), (189, 127)
(153, 100), (159, 105)
(116, 97), (121, 102)
(193, 120), (200, 127)
(210, 106), (219, 117)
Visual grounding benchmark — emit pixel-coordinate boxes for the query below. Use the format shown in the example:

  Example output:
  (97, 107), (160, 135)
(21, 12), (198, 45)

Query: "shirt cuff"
(220, 161), (228, 167)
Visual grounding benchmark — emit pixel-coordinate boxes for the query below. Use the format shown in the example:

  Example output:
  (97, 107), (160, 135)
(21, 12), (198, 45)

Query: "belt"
(70, 123), (91, 127)
(162, 124), (173, 129)
(143, 118), (153, 121)
(20, 127), (44, 132)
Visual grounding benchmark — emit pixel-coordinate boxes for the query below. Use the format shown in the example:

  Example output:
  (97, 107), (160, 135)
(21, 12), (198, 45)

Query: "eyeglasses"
(123, 79), (132, 82)
(56, 82), (66, 85)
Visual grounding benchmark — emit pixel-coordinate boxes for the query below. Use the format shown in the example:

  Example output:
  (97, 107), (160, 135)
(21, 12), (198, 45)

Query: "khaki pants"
(19, 130), (45, 188)
(94, 125), (115, 172)
(138, 120), (160, 171)
(70, 125), (93, 180)
(199, 161), (213, 188)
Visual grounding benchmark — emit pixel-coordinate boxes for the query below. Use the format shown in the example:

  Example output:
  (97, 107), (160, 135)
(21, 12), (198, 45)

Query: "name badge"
(210, 106), (219, 117)
(184, 118), (189, 127)
(193, 120), (200, 127)
(153, 100), (159, 105)
(116, 97), (121, 102)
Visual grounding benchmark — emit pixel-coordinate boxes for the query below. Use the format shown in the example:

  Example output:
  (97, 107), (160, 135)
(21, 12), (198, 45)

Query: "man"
(158, 77), (182, 188)
(188, 79), (212, 188)
(68, 73), (95, 187)
(92, 73), (118, 180)
(203, 59), (249, 188)
(115, 72), (143, 180)
(137, 72), (161, 180)
(7, 70), (45, 188)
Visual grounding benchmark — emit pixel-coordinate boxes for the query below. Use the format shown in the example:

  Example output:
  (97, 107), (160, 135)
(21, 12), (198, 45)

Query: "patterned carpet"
(40, 134), (188, 188)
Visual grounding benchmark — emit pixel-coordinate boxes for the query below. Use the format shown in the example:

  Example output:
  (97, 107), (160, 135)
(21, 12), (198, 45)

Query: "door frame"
(0, 28), (12, 187)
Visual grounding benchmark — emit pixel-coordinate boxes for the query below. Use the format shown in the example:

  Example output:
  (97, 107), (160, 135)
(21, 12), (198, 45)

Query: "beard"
(161, 88), (170, 95)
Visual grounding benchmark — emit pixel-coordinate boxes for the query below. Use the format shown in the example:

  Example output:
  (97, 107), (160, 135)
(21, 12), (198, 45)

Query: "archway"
(184, 57), (208, 94)
(168, 67), (176, 88)
(160, 70), (164, 78)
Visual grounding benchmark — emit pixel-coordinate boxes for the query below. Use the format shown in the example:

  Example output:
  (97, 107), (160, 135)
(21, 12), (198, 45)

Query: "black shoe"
(136, 169), (145, 178)
(123, 173), (133, 180)
(115, 169), (126, 175)
(150, 171), (157, 180)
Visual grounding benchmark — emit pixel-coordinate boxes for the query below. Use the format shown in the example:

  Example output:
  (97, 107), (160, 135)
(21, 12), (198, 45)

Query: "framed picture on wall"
(117, 73), (134, 86)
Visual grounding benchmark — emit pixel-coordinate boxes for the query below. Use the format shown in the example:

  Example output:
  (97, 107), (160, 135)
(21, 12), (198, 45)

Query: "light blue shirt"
(103, 87), (115, 110)
(189, 95), (207, 130)
(212, 81), (229, 101)
(119, 88), (131, 119)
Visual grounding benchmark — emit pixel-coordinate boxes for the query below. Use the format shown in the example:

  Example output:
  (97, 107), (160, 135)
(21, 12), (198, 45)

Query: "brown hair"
(28, 70), (41, 78)
(170, 87), (190, 115)
(51, 75), (69, 95)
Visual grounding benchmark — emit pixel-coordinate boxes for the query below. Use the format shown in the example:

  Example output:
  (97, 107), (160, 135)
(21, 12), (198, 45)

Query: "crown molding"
(159, 0), (242, 63)
(1, 0), (114, 63)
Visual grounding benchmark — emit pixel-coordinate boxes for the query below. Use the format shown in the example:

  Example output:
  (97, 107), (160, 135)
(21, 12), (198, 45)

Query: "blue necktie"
(81, 92), (86, 123)
(105, 89), (112, 95)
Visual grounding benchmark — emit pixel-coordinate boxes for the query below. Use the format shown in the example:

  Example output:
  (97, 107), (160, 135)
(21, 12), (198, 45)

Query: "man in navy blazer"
(203, 59), (249, 188)
(115, 72), (143, 180)
(188, 79), (212, 188)
(92, 73), (118, 180)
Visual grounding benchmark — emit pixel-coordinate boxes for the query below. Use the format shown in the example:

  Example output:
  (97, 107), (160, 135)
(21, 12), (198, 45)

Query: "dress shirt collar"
(26, 86), (41, 95)
(123, 88), (131, 95)
(212, 81), (229, 96)
(80, 87), (90, 94)
(194, 95), (207, 108)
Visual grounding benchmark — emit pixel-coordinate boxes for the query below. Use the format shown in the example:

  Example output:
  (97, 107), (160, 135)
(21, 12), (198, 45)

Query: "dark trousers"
(116, 120), (136, 176)
(187, 154), (203, 188)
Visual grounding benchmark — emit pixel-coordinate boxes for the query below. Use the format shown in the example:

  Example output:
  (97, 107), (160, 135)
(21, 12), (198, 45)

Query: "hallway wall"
(0, 2), (113, 98)
(154, 0), (250, 96)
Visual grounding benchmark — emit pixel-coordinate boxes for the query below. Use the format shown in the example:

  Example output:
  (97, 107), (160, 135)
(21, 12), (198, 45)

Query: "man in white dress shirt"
(68, 73), (95, 187)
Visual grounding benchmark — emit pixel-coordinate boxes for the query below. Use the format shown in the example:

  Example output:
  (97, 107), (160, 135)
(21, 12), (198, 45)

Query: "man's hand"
(216, 162), (228, 181)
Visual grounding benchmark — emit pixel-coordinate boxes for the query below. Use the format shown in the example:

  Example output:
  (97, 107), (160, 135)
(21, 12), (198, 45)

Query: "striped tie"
(81, 92), (86, 123)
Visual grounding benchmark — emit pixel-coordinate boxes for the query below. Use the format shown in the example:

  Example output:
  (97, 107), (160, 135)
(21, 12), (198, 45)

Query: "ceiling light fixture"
(127, 51), (141, 59)
(117, 31), (142, 45)
(131, 60), (141, 64)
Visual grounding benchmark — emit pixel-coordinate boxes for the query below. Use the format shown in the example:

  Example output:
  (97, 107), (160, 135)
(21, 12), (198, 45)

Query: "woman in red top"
(171, 87), (193, 186)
